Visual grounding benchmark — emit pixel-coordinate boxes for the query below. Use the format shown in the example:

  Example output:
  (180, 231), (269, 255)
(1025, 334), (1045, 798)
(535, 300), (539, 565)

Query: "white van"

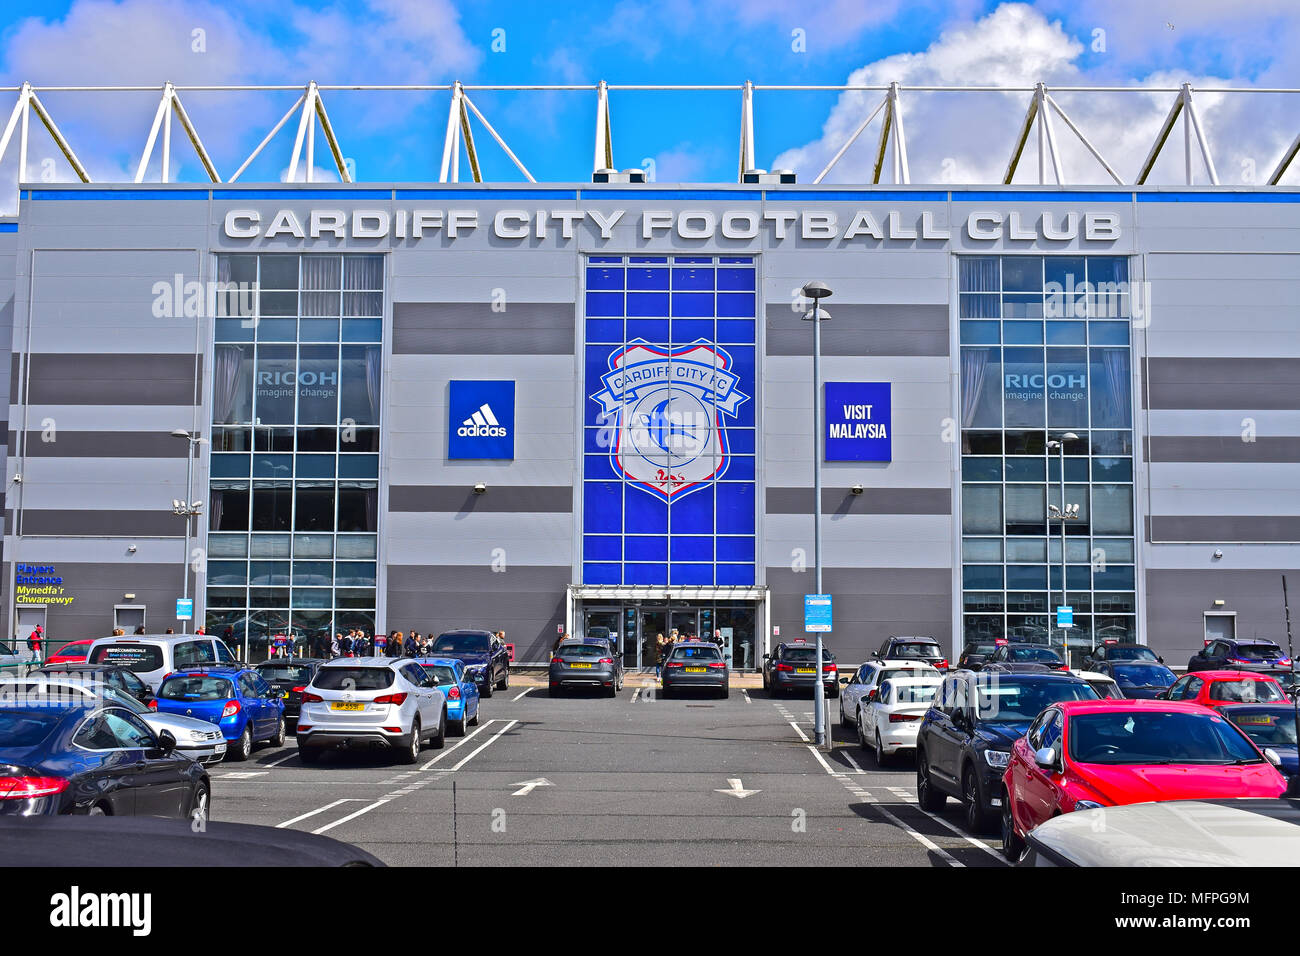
(85, 633), (239, 691)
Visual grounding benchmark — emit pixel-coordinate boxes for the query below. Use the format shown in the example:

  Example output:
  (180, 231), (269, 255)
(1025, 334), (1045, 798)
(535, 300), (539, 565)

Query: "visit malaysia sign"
(825, 382), (891, 462)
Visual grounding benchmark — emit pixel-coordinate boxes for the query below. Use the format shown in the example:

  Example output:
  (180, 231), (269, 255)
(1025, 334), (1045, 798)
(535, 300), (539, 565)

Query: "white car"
(857, 675), (943, 765)
(297, 657), (447, 765)
(839, 659), (940, 729)
(1069, 668), (1123, 699)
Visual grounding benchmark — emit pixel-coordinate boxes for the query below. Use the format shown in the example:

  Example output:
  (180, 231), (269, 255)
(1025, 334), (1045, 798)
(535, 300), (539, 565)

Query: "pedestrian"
(340, 632), (354, 658)
(164, 627), (174, 635)
(27, 624), (44, 662)
(403, 631), (417, 657)
(330, 633), (341, 658)
(112, 628), (125, 637)
(553, 630), (569, 655)
(655, 632), (666, 677)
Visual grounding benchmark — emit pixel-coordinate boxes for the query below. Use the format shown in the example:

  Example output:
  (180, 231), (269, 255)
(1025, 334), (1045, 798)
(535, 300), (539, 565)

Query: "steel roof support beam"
(1137, 84), (1218, 186)
(461, 90), (534, 182)
(0, 82), (91, 185)
(440, 82), (463, 182)
(1268, 127), (1300, 184)
(229, 91), (306, 182)
(594, 80), (612, 175)
(1043, 92), (1124, 185)
(738, 80), (754, 181)
(812, 91), (887, 184)
(134, 83), (221, 183)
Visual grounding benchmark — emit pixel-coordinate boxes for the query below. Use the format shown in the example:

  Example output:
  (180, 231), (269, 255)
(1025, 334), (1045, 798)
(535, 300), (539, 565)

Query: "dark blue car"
(0, 698), (208, 819)
(428, 630), (509, 698)
(413, 658), (481, 735)
(1215, 703), (1299, 779)
(153, 666), (285, 761)
(1093, 659), (1178, 698)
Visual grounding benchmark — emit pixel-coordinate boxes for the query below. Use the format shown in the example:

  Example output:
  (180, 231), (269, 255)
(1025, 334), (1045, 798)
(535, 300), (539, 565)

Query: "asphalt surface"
(209, 684), (1007, 867)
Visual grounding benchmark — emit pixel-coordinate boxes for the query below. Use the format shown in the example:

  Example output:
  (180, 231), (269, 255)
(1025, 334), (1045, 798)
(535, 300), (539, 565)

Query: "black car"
(32, 663), (156, 708)
(957, 641), (1004, 671)
(254, 658), (325, 726)
(1188, 638), (1292, 674)
(1081, 641), (1165, 670)
(762, 641), (838, 697)
(0, 698), (208, 821)
(427, 630), (510, 697)
(1091, 659), (1177, 699)
(874, 636), (949, 671)
(915, 671), (1099, 834)
(981, 644), (1068, 673)
(549, 640), (623, 697)
(662, 642), (729, 699)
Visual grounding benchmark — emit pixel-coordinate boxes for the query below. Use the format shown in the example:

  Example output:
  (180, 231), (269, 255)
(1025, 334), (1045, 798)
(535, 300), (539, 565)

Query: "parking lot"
(209, 680), (1006, 867)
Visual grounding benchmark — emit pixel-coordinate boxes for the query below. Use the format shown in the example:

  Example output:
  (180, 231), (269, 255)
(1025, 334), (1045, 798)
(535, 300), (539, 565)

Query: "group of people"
(652, 629), (725, 675)
(216, 627), (508, 662)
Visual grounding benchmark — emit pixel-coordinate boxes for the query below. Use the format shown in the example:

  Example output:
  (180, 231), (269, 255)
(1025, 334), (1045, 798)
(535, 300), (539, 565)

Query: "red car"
(1001, 699), (1286, 861)
(44, 639), (94, 665)
(1162, 670), (1288, 707)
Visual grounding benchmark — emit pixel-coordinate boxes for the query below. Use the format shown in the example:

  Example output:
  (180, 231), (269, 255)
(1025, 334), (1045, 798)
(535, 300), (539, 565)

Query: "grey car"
(549, 640), (623, 696)
(661, 642), (729, 699)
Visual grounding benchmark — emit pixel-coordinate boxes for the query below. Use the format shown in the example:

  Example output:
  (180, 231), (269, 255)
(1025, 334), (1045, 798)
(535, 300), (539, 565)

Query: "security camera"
(1213, 549), (1224, 560)
(127, 545), (137, 553)
(473, 482), (487, 495)
(851, 484), (864, 495)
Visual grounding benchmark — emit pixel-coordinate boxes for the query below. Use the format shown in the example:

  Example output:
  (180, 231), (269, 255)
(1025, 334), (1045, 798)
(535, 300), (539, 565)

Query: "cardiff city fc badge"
(590, 339), (749, 501)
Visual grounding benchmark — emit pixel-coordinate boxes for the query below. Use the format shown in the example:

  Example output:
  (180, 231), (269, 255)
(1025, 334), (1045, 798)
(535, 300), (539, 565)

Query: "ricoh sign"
(222, 207), (1122, 244)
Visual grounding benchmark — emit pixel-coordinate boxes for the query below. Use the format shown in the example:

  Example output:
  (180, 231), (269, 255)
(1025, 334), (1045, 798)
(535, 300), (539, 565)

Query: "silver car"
(296, 657), (447, 765)
(0, 677), (227, 764)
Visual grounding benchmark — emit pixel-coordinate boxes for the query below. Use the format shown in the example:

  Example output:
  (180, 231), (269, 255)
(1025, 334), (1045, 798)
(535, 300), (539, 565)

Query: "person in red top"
(27, 624), (44, 661)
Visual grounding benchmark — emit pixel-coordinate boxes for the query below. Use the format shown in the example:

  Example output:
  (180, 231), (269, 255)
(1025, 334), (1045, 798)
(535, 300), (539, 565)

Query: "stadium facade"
(1, 182), (1298, 667)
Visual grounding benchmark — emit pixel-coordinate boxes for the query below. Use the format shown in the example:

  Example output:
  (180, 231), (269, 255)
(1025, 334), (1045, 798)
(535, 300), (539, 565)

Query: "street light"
(801, 280), (832, 748)
(170, 428), (207, 635)
(1047, 432), (1080, 667)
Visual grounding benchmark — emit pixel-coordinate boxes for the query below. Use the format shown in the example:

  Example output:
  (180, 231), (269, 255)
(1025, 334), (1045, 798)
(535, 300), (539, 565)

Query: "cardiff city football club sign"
(590, 340), (749, 501)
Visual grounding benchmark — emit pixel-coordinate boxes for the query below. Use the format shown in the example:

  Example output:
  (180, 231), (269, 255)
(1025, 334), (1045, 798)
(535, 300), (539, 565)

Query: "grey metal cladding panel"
(392, 302), (575, 354)
(24, 353), (201, 405)
(20, 509), (182, 537)
(1144, 358), (1300, 410)
(1145, 568), (1300, 664)
(765, 487), (951, 515)
(21, 431), (189, 458)
(1146, 436), (1300, 463)
(388, 485), (573, 513)
(385, 564), (569, 662)
(765, 304), (949, 356)
(1147, 515), (1300, 542)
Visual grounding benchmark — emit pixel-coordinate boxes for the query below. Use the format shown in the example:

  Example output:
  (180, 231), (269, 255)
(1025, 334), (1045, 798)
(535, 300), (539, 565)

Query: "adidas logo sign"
(457, 403), (507, 438)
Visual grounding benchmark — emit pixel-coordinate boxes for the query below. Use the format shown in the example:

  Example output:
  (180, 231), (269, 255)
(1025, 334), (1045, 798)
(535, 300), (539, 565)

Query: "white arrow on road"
(511, 777), (553, 796)
(715, 778), (761, 798)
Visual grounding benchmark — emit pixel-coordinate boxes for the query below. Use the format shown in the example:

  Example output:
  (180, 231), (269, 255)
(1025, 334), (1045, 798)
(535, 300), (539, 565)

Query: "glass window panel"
(251, 482), (291, 531)
(210, 454), (250, 478)
(1046, 321), (1087, 344)
(206, 588), (246, 609)
(294, 533), (334, 558)
(299, 292), (341, 318)
(1044, 256), (1085, 291)
(291, 589), (331, 609)
(297, 345), (340, 424)
(960, 320), (1000, 344)
(1003, 347), (1045, 427)
(1091, 485), (1134, 535)
(337, 484), (378, 533)
(1004, 457), (1045, 481)
(207, 534), (248, 558)
(335, 588), (377, 609)
(961, 457), (1001, 481)
(252, 453), (293, 478)
(963, 591), (1005, 612)
(627, 267), (669, 290)
(1089, 348), (1132, 428)
(959, 257), (999, 292)
(1093, 539), (1135, 564)
(963, 565), (1003, 589)
(959, 294), (1000, 318)
(961, 431), (1002, 455)
(209, 482), (250, 531)
(1094, 592), (1137, 614)
(1002, 296), (1043, 319)
(215, 318), (254, 343)
(1089, 321), (1129, 345)
(340, 428), (381, 453)
(1001, 257), (1043, 292)
(343, 255), (384, 290)
(342, 318), (382, 342)
(294, 481), (335, 532)
(1004, 431), (1046, 455)
(298, 318), (339, 341)
(259, 256), (299, 289)
(962, 538), (1003, 562)
(340, 346), (381, 426)
(1048, 538), (1094, 563)
(213, 345), (253, 425)
(1006, 484), (1046, 535)
(959, 347), (1001, 428)
(1090, 431), (1133, 456)
(343, 292), (383, 317)
(249, 561), (290, 587)
(1003, 321), (1042, 343)
(1007, 565), (1049, 590)
(1086, 257), (1129, 286)
(293, 561), (332, 586)
(1092, 456), (1132, 481)
(249, 534), (291, 558)
(1007, 594), (1050, 614)
(338, 455), (378, 478)
(254, 426), (294, 452)
(964, 615), (1006, 642)
(962, 485), (1002, 534)
(259, 291), (298, 317)
(1046, 348), (1088, 427)
(1093, 565), (1135, 590)
(207, 561), (247, 587)
(586, 267), (624, 290)
(254, 345), (296, 424)
(1006, 538), (1048, 562)
(301, 254), (341, 290)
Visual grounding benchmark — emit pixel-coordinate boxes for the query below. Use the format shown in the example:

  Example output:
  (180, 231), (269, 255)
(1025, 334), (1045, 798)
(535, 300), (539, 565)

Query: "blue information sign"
(825, 382), (891, 462)
(449, 380), (516, 460)
(804, 594), (833, 633)
(1056, 605), (1073, 628)
(176, 598), (194, 621)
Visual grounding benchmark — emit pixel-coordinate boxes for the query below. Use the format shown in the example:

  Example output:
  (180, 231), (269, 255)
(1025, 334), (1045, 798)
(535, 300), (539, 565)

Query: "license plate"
(570, 663), (593, 669)
(796, 667), (815, 675)
(329, 702), (365, 712)
(685, 666), (706, 674)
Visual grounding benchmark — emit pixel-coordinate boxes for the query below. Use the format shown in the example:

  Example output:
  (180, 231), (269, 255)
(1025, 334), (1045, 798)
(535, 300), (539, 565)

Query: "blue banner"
(449, 380), (515, 460)
(825, 382), (891, 462)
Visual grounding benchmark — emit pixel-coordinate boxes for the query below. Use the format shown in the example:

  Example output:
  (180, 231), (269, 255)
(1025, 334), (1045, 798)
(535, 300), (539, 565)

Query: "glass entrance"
(669, 609), (698, 641)
(579, 601), (760, 671)
(583, 608), (619, 648)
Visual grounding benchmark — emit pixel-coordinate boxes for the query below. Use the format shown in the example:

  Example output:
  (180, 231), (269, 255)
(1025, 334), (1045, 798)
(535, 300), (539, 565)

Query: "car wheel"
(856, 709), (869, 750)
(229, 724), (253, 762)
(451, 714), (467, 736)
(661, 684), (672, 700)
(963, 766), (993, 834)
(839, 698), (848, 728)
(762, 672), (769, 691)
(497, 668), (509, 691)
(469, 703), (480, 726)
(721, 685), (730, 700)
(297, 743), (321, 764)
(481, 677), (493, 699)
(190, 781), (210, 827)
(606, 683), (617, 698)
(87, 802), (109, 817)
(397, 718), (421, 765)
(1001, 791), (1026, 861)
(875, 732), (889, 768)
(431, 710), (446, 750)
(269, 716), (286, 748)
(916, 751), (947, 811)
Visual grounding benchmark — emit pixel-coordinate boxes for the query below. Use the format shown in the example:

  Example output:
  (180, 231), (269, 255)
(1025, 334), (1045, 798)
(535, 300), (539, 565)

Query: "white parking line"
(631, 688), (642, 703)
(839, 750), (865, 773)
(909, 806), (1006, 861)
(787, 719), (809, 742)
(806, 745), (843, 776)
(448, 719), (517, 771)
(420, 719), (496, 770)
(512, 688), (531, 701)
(276, 798), (366, 829)
(312, 798), (390, 835)
(263, 752), (297, 768)
(741, 689), (751, 704)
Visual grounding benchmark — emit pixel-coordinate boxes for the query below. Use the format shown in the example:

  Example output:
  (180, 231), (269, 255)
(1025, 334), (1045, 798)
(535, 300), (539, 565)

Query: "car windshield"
(672, 646), (721, 661)
(973, 680), (1098, 721)
(1208, 679), (1285, 703)
(1225, 709), (1299, 747)
(1111, 664), (1175, 686)
(892, 643), (940, 659)
(429, 666), (457, 685)
(1107, 646), (1158, 662)
(50, 643), (88, 659)
(890, 683), (938, 704)
(0, 710), (66, 747)
(1068, 710), (1263, 765)
(88, 643), (164, 673)
(558, 644), (607, 660)
(1234, 644), (1283, 661)
(783, 647), (834, 663)
(257, 664), (314, 683)
(1009, 647), (1062, 664)
(158, 676), (235, 701)
(314, 667), (394, 691)
(965, 645), (997, 657)
(432, 633), (491, 654)
(1087, 679), (1124, 700)
(879, 666), (931, 683)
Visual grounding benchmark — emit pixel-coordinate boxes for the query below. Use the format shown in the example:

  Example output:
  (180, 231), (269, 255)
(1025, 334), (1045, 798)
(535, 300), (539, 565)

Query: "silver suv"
(296, 658), (447, 765)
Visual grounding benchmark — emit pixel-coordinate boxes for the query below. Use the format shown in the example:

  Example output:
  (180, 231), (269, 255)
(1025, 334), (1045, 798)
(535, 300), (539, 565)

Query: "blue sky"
(1, 0), (1298, 190)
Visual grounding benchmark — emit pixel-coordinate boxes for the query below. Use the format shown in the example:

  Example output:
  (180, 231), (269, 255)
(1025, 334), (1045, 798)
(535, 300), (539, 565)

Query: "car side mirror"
(1157, 656), (1164, 664)
(1264, 748), (1283, 767)
(838, 676), (849, 684)
(866, 689), (879, 702)
(1033, 746), (1057, 770)
(154, 729), (177, 755)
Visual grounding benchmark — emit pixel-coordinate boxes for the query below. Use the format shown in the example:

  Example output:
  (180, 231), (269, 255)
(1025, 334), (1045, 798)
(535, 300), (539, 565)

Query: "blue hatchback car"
(153, 666), (286, 761)
(414, 658), (480, 735)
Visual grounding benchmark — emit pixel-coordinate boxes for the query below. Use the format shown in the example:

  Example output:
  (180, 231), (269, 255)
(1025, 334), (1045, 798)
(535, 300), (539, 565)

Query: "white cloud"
(771, 2), (1300, 186)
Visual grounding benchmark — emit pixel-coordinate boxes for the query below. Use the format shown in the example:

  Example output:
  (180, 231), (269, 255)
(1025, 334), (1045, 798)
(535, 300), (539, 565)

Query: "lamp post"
(1047, 433), (1079, 667)
(170, 428), (206, 635)
(801, 281), (832, 748)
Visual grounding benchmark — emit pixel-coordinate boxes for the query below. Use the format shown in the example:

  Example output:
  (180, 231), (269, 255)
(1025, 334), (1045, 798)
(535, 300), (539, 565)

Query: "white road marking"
(448, 718), (517, 771)
(839, 750), (866, 773)
(312, 798), (390, 835)
(215, 771), (268, 779)
(787, 719), (810, 742)
(510, 777), (552, 796)
(276, 798), (366, 829)
(741, 689), (751, 703)
(909, 806), (1007, 861)
(867, 801), (965, 867)
(512, 688), (531, 701)
(263, 752), (298, 768)
(715, 777), (761, 798)
(419, 719), (495, 770)
(631, 688), (642, 703)
(806, 745), (844, 777)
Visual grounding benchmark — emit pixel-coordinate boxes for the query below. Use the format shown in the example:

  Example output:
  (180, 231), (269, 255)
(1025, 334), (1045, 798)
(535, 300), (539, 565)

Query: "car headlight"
(983, 749), (1011, 769)
(1073, 800), (1104, 811)
(188, 730), (208, 742)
